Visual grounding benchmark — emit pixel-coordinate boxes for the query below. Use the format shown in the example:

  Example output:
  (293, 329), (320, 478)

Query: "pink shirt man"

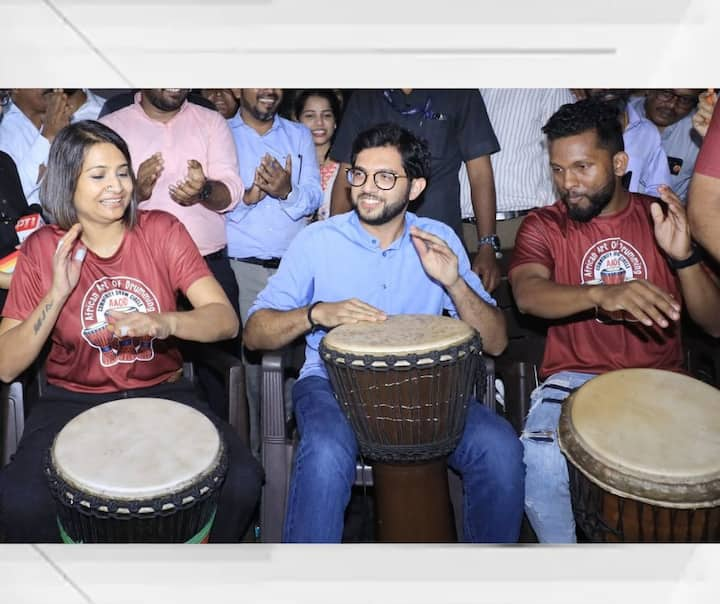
(101, 92), (243, 256)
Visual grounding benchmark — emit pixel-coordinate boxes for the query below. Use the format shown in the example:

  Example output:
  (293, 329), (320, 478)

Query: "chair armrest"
(2, 381), (25, 466)
(197, 345), (250, 448)
(479, 355), (496, 412)
(261, 351), (287, 442)
(261, 350), (292, 543)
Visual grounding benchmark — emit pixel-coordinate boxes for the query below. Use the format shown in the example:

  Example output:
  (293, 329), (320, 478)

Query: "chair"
(0, 342), (250, 467)
(492, 274), (547, 435)
(259, 344), (496, 543)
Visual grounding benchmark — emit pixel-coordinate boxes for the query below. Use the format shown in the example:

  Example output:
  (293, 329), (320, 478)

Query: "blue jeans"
(521, 371), (597, 543)
(283, 376), (525, 543)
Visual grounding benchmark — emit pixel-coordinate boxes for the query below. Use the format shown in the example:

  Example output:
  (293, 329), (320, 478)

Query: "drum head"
(51, 398), (222, 501)
(559, 369), (720, 508)
(322, 314), (476, 360)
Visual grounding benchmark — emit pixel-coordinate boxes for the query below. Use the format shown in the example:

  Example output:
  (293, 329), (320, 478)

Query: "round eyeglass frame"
(345, 168), (409, 190)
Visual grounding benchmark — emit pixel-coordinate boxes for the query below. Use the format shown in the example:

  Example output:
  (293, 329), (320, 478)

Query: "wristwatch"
(198, 180), (213, 202)
(478, 234), (501, 253)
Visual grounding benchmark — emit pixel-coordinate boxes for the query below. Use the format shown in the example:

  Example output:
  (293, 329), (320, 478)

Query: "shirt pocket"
(421, 120), (450, 160)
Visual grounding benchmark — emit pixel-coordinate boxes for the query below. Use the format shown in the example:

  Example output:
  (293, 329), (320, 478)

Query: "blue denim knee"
(521, 371), (596, 543)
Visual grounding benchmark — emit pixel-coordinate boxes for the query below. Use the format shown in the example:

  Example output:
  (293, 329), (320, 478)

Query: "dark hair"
(293, 89), (342, 123)
(542, 99), (625, 156)
(41, 120), (138, 230)
(350, 122), (431, 180)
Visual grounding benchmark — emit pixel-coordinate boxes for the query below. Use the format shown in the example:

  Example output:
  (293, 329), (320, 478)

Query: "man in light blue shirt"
(227, 88), (322, 456)
(0, 89), (73, 206)
(0, 89), (104, 207)
(629, 89), (703, 203)
(584, 89), (672, 197)
(244, 123), (523, 542)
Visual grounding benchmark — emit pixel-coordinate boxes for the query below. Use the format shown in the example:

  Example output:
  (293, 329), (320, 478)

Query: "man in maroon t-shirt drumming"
(508, 99), (720, 543)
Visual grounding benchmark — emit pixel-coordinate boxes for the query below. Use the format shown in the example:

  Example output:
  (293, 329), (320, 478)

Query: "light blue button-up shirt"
(249, 211), (495, 380)
(226, 113), (321, 259)
(624, 101), (672, 198)
(628, 97), (701, 203)
(0, 103), (50, 206)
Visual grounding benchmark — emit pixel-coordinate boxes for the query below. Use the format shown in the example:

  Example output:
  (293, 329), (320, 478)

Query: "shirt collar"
(3, 102), (39, 131)
(344, 210), (414, 251)
(232, 110), (282, 136)
(625, 100), (643, 129)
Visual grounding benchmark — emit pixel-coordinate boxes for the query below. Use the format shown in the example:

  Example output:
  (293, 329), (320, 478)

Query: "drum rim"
(49, 398), (223, 500)
(320, 314), (478, 359)
(321, 333), (482, 370)
(45, 442), (227, 517)
(558, 371), (720, 509)
(45, 411), (228, 517)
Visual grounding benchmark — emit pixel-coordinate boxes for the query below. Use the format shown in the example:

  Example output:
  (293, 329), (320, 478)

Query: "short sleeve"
(509, 211), (555, 274)
(2, 230), (51, 320)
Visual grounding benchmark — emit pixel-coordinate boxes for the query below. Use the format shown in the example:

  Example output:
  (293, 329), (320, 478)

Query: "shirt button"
(382, 251), (388, 257)
(382, 284), (387, 289)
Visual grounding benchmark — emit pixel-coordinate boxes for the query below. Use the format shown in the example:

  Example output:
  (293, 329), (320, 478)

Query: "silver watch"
(478, 234), (501, 253)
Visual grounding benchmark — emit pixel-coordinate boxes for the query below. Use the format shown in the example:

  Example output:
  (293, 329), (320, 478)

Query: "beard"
(145, 89), (188, 112)
(352, 192), (409, 226)
(244, 94), (280, 122)
(561, 178), (616, 222)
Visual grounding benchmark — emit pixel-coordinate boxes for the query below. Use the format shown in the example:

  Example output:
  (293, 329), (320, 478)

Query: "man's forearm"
(447, 278), (507, 355)
(511, 274), (597, 319)
(467, 156), (497, 239)
(243, 307), (310, 351)
(688, 173), (720, 263)
(677, 263), (720, 337)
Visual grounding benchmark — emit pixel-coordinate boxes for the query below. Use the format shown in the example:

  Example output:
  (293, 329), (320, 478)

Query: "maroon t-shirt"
(694, 107), (720, 178)
(509, 194), (683, 379)
(3, 211), (211, 393)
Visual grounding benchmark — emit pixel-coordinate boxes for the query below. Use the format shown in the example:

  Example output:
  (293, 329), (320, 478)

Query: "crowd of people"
(0, 87), (718, 544)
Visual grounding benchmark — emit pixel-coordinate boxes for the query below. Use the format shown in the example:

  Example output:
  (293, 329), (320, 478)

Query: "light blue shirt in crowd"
(628, 96), (701, 203)
(0, 103), (50, 206)
(624, 101), (672, 198)
(226, 113), (321, 259)
(248, 211), (496, 380)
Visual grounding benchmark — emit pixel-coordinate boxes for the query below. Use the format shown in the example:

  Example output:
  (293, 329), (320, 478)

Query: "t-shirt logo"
(580, 237), (648, 285)
(80, 276), (161, 367)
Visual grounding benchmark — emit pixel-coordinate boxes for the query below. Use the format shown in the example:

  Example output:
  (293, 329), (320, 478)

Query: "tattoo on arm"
(33, 301), (54, 335)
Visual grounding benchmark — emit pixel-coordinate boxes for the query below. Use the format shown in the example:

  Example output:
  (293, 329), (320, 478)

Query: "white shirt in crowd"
(460, 88), (575, 219)
(0, 90), (104, 205)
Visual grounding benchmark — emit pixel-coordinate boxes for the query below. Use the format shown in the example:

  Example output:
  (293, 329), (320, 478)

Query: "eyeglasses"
(345, 167), (409, 190)
(652, 89), (698, 110)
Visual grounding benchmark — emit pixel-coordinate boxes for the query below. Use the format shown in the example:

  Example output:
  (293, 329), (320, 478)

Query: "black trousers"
(0, 380), (263, 543)
(195, 252), (242, 421)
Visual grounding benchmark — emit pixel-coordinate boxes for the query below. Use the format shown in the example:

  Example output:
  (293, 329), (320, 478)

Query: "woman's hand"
(105, 309), (176, 340)
(51, 223), (86, 301)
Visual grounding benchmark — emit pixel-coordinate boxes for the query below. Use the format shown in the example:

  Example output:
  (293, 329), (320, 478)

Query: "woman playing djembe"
(0, 120), (262, 543)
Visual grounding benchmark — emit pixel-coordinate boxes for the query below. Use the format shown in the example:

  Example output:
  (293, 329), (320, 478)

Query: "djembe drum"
(320, 314), (481, 542)
(45, 397), (227, 543)
(558, 369), (720, 542)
